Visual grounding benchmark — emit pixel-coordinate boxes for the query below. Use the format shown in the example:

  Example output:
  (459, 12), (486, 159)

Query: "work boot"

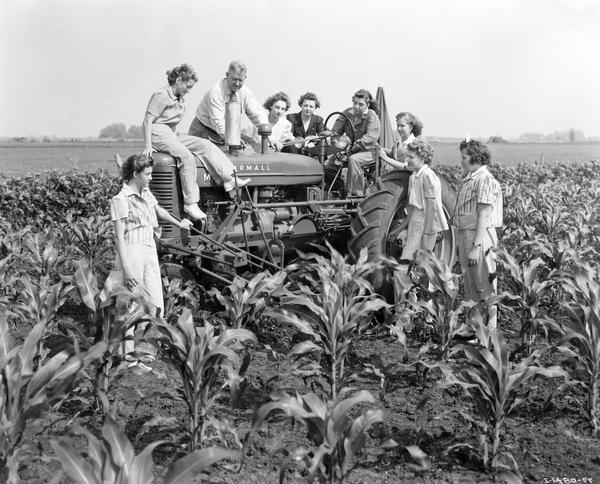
(223, 177), (251, 192)
(183, 204), (207, 220)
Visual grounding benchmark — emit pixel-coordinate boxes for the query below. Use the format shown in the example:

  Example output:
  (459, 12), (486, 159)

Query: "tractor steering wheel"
(323, 111), (357, 155)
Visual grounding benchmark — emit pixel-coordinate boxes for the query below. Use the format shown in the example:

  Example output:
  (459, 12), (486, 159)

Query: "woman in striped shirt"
(451, 139), (503, 329)
(111, 154), (192, 355)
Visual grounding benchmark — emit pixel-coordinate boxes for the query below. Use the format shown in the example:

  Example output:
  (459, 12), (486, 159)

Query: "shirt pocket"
(127, 209), (141, 225)
(457, 190), (477, 214)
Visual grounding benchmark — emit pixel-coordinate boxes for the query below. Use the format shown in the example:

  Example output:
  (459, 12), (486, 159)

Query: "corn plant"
(535, 202), (567, 241)
(10, 275), (74, 339)
(151, 309), (256, 450)
(0, 255), (16, 312)
(266, 245), (387, 399)
(18, 231), (69, 281)
(51, 413), (242, 484)
(406, 249), (469, 363)
(252, 388), (396, 483)
(0, 313), (106, 484)
(162, 276), (198, 324)
(65, 213), (114, 275)
(208, 270), (286, 329)
(558, 269), (600, 435)
(438, 324), (567, 471)
(520, 234), (578, 273)
(496, 248), (557, 352)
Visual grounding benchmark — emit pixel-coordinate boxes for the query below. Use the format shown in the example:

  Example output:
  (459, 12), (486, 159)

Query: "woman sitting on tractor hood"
(285, 92), (325, 154)
(142, 63), (250, 220)
(324, 89), (381, 196)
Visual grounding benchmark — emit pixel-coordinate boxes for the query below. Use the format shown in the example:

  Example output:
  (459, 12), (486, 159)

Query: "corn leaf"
(50, 439), (101, 484)
(73, 259), (99, 312)
(102, 414), (135, 469)
(162, 447), (242, 484)
(130, 441), (166, 484)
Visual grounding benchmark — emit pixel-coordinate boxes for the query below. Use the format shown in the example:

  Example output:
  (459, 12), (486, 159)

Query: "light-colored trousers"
(456, 228), (498, 329)
(346, 149), (377, 196)
(151, 124), (236, 205)
(400, 208), (438, 261)
(115, 244), (163, 354)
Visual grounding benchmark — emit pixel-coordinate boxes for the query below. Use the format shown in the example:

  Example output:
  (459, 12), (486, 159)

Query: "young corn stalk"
(495, 247), (557, 353)
(438, 324), (567, 471)
(407, 249), (469, 364)
(559, 269), (600, 435)
(9, 235), (74, 341)
(252, 388), (396, 484)
(0, 313), (105, 484)
(51, 413), (242, 484)
(266, 244), (387, 399)
(208, 270), (286, 329)
(151, 309), (256, 451)
(64, 213), (114, 275)
(162, 276), (198, 324)
(11, 275), (74, 340)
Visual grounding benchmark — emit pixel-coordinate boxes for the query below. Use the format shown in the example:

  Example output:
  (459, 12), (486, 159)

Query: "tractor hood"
(152, 151), (323, 187)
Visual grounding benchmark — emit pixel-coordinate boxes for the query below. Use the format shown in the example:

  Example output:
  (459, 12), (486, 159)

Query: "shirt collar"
(463, 165), (489, 181)
(122, 183), (147, 198)
(166, 84), (183, 103)
(221, 78), (240, 99)
(401, 133), (415, 147)
(413, 164), (428, 179)
(349, 108), (369, 120)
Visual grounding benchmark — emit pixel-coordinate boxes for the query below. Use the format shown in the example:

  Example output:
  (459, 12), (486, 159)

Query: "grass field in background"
(2, 140), (600, 178)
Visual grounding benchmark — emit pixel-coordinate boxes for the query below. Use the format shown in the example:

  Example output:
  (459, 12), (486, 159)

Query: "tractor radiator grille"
(150, 171), (175, 236)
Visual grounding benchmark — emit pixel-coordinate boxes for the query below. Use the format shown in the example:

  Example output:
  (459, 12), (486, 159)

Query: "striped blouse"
(451, 165), (503, 230)
(110, 184), (159, 247)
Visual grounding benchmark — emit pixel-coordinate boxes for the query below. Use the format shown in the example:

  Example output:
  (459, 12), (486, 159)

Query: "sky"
(1, 0), (599, 139)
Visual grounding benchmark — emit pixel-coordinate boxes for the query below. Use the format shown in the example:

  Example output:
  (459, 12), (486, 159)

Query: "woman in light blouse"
(379, 112), (423, 172)
(262, 91), (294, 151)
(397, 140), (448, 260)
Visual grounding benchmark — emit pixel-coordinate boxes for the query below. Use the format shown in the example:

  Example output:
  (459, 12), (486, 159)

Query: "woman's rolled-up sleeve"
(145, 92), (168, 118)
(110, 196), (128, 221)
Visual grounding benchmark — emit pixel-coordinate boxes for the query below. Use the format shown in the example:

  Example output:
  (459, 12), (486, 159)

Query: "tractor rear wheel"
(348, 169), (457, 277)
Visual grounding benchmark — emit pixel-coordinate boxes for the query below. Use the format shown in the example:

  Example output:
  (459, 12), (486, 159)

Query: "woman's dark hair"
(121, 153), (153, 182)
(396, 112), (423, 137)
(264, 91), (292, 111)
(166, 63), (198, 85)
(459, 139), (491, 165)
(407, 140), (434, 165)
(298, 92), (320, 108)
(352, 89), (379, 117)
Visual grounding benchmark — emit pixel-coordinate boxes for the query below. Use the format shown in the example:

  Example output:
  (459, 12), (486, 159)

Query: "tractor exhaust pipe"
(258, 124), (272, 154)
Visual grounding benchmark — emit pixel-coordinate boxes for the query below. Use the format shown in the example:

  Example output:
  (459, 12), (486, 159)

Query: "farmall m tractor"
(149, 109), (456, 286)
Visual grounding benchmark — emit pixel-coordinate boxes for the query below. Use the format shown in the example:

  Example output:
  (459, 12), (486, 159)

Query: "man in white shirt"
(189, 60), (267, 145)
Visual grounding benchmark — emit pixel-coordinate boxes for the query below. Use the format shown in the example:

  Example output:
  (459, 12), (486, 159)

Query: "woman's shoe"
(223, 178), (251, 192)
(183, 204), (207, 220)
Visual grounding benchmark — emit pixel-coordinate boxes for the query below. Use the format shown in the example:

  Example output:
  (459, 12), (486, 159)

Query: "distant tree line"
(99, 123), (142, 139)
(518, 129), (586, 143)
